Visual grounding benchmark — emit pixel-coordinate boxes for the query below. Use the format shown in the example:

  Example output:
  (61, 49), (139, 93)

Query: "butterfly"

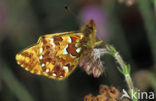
(16, 20), (102, 80)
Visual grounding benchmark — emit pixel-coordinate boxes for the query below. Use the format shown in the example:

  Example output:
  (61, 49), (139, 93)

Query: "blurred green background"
(0, 0), (156, 101)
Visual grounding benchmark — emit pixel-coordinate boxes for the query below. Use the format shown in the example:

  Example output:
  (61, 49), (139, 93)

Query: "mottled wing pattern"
(16, 20), (96, 80)
(16, 44), (43, 75)
(16, 32), (87, 80)
(37, 32), (87, 80)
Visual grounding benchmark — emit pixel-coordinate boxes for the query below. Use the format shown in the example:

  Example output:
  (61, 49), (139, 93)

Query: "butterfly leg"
(95, 40), (103, 46)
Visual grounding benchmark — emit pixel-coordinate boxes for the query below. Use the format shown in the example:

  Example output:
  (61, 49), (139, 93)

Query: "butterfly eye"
(87, 26), (93, 30)
(84, 26), (93, 34)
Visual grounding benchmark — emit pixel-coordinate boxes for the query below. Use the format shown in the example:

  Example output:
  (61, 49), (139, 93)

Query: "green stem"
(114, 51), (135, 92)
(106, 45), (137, 101)
(137, 0), (156, 70)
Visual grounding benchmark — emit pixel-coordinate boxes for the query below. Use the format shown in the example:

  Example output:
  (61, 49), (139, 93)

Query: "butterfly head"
(80, 19), (96, 35)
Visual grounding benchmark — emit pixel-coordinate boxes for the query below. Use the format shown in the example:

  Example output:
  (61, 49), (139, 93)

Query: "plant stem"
(137, 0), (156, 70)
(105, 45), (137, 101)
(114, 52), (135, 91)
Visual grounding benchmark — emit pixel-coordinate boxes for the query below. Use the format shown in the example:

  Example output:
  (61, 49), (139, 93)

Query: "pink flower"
(79, 48), (107, 78)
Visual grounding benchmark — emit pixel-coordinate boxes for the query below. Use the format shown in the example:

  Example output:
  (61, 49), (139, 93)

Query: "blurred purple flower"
(79, 5), (109, 41)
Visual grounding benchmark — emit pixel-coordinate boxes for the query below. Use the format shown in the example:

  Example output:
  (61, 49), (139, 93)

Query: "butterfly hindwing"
(16, 44), (43, 75)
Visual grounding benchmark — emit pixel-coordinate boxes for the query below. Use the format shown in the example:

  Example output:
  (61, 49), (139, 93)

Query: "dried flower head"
(84, 84), (122, 101)
(108, 87), (120, 99)
(99, 85), (109, 95)
(84, 93), (93, 101)
(96, 95), (107, 101)
(79, 48), (106, 78)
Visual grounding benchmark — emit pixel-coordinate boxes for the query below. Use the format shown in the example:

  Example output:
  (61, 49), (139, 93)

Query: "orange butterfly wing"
(16, 32), (87, 80)
(16, 44), (43, 75)
(16, 20), (97, 80)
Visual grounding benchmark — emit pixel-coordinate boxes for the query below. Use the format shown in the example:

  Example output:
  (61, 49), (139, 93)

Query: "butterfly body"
(16, 20), (97, 80)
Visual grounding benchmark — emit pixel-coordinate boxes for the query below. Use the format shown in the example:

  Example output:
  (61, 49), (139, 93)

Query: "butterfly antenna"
(64, 5), (77, 19)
